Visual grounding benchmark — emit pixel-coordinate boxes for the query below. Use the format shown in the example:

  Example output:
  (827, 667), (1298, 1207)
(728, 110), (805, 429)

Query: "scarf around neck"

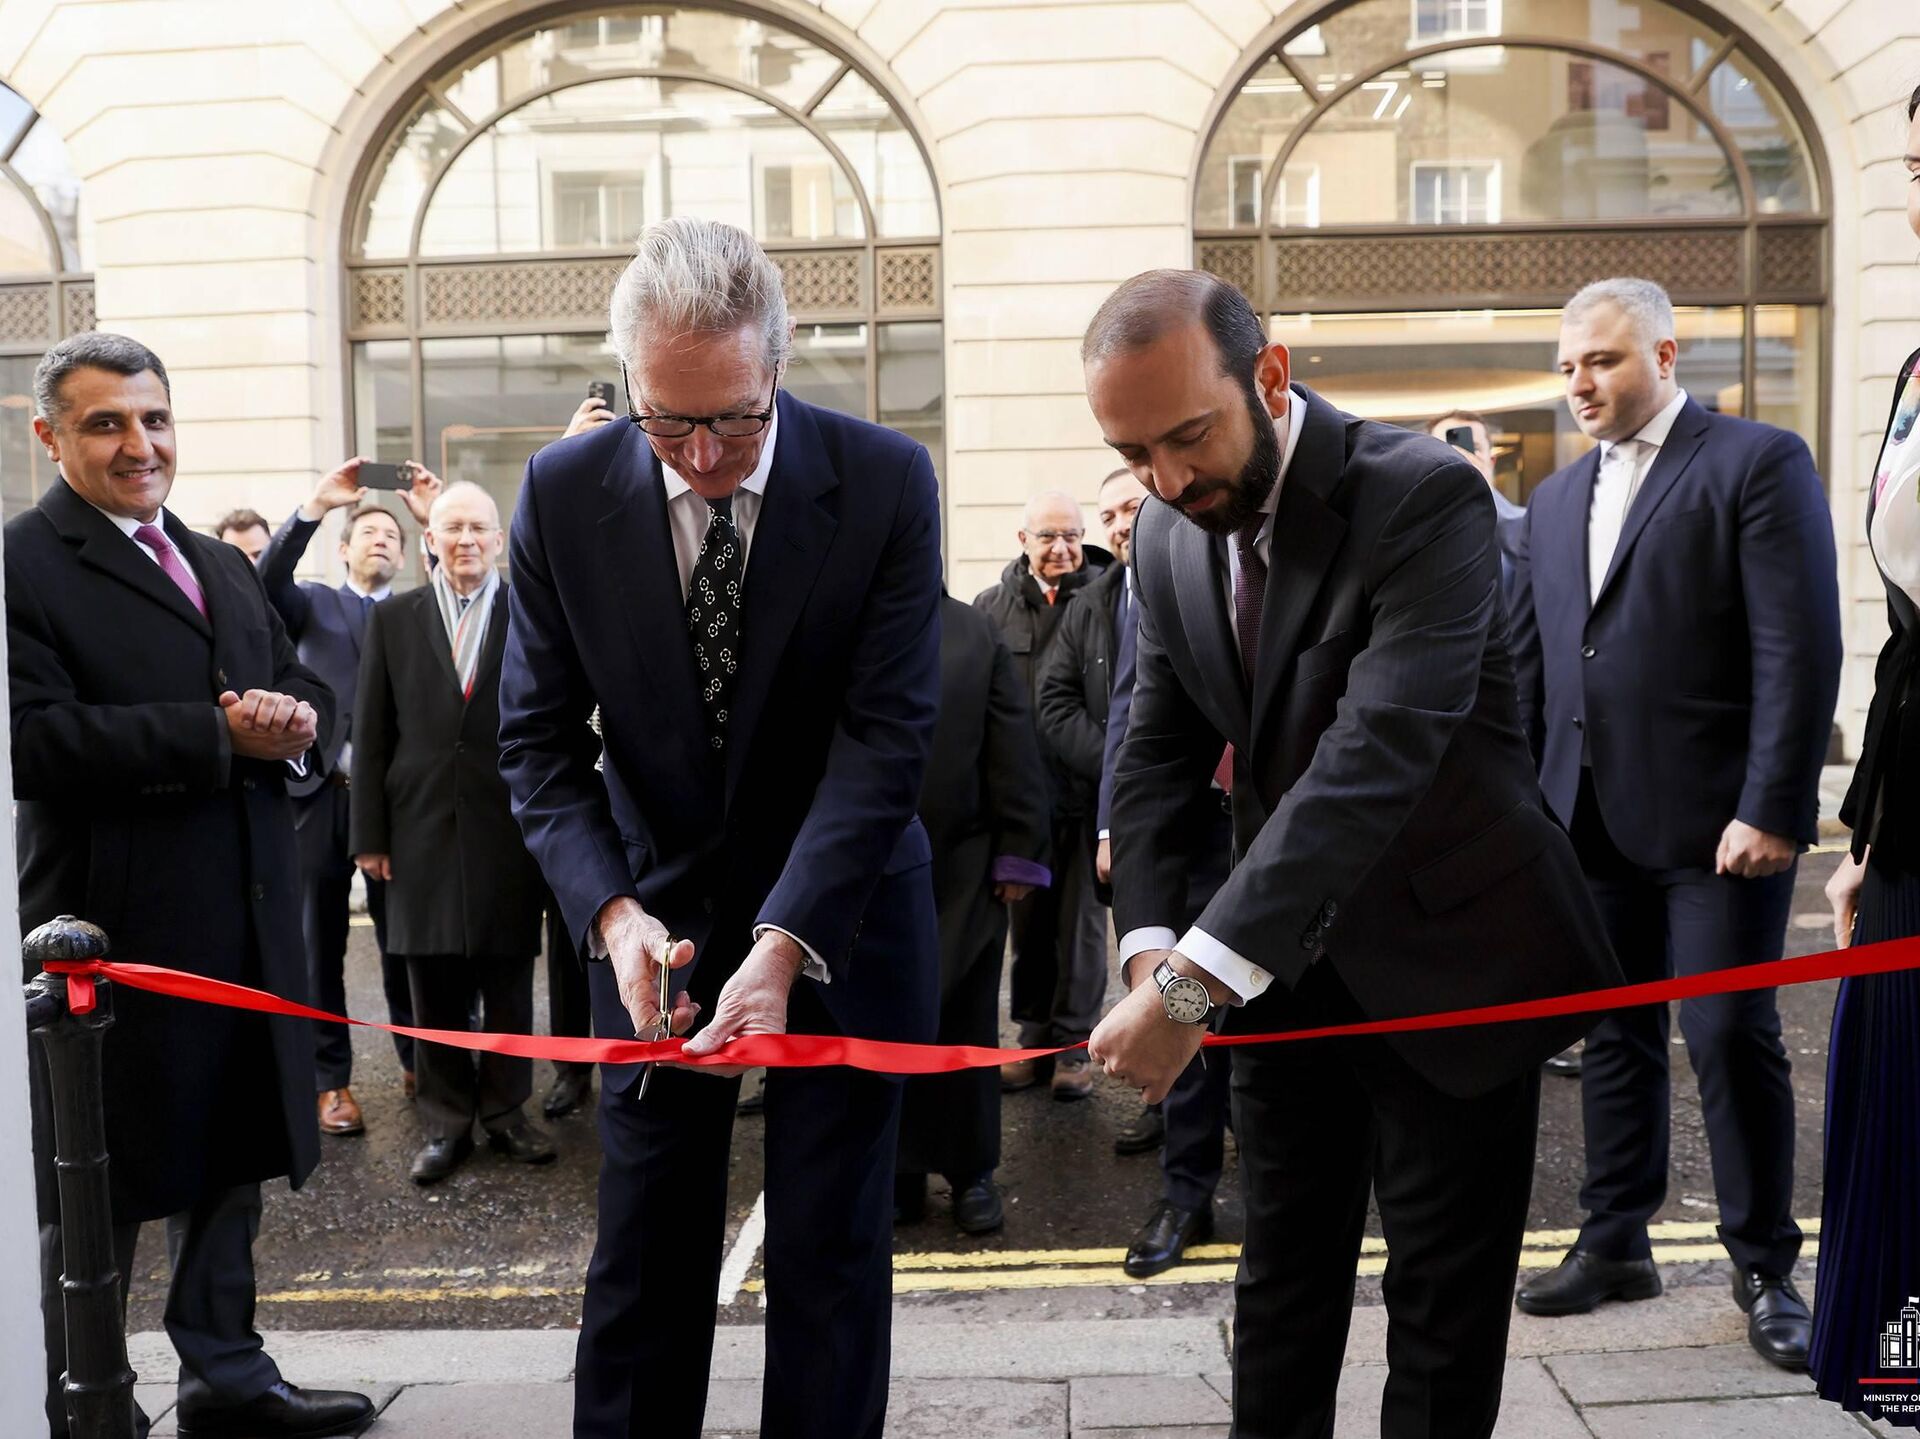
(431, 564), (499, 700)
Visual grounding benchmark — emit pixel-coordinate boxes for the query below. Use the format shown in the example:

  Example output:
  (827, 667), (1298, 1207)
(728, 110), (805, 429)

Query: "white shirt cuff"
(1097, 828), (1111, 841)
(753, 924), (831, 984)
(1174, 925), (1271, 1005)
(286, 754), (309, 779)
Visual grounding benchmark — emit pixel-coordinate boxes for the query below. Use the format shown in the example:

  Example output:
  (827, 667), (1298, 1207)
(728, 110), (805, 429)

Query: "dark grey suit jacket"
(1111, 384), (1620, 1098)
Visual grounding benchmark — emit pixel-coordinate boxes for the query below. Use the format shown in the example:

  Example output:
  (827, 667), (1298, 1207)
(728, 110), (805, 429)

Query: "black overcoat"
(8, 479), (333, 1221)
(918, 596), (1051, 998)
(348, 584), (544, 959)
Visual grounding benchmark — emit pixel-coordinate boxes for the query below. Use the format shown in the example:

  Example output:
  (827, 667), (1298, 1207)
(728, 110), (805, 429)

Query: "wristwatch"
(1152, 958), (1215, 1026)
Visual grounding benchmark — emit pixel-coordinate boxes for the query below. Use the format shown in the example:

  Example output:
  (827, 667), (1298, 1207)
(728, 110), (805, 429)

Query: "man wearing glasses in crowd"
(499, 217), (940, 1439)
(976, 492), (1114, 1100)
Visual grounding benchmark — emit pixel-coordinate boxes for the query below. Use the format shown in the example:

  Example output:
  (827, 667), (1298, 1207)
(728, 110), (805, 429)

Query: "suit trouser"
(1569, 772), (1801, 1274)
(1009, 811), (1109, 1047)
(42, 1184), (280, 1439)
(898, 933), (1004, 1184)
(575, 984), (902, 1439)
(1231, 964), (1539, 1439)
(545, 906), (594, 1079)
(1158, 798), (1236, 1211)
(405, 953), (535, 1140)
(296, 783), (412, 1086)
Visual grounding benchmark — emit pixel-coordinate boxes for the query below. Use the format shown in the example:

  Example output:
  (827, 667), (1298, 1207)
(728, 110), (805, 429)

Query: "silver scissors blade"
(635, 939), (675, 1103)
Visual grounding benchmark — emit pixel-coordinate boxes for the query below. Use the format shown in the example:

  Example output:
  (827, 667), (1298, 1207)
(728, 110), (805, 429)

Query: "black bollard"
(23, 915), (137, 1439)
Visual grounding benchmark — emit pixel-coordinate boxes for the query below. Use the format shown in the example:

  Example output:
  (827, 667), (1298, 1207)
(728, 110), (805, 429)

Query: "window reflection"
(0, 355), (48, 520)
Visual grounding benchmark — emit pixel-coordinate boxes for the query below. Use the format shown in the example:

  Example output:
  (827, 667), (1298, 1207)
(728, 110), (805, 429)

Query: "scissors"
(635, 934), (677, 1103)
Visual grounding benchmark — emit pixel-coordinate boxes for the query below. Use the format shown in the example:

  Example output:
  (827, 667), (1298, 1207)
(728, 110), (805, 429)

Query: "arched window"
(1195, 0), (1826, 500)
(0, 80), (92, 520)
(345, 7), (943, 523)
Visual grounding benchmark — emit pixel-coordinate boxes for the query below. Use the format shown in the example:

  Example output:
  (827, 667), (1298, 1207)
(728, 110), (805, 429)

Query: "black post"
(23, 915), (136, 1439)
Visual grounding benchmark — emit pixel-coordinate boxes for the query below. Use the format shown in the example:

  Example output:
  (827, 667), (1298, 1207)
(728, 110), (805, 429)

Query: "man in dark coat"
(897, 593), (1051, 1234)
(974, 494), (1112, 1098)
(1083, 271), (1620, 1439)
(349, 480), (554, 1184)
(9, 332), (372, 1438)
(1508, 278), (1841, 1367)
(261, 461), (438, 1134)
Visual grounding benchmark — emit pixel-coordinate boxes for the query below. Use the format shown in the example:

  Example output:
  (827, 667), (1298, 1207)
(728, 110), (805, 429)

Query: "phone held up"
(587, 380), (617, 407)
(357, 460), (416, 492)
(1443, 425), (1477, 456)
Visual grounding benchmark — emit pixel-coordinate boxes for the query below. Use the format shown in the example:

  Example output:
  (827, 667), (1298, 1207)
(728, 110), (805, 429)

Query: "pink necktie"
(132, 523), (207, 619)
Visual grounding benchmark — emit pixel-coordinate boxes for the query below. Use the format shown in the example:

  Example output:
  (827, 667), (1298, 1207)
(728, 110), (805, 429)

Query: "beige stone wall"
(0, 0), (1915, 747)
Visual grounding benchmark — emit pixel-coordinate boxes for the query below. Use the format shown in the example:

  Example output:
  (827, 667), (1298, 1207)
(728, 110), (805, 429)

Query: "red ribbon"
(38, 931), (1920, 1074)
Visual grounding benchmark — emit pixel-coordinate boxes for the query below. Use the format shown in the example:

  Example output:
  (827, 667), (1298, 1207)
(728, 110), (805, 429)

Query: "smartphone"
(587, 380), (617, 407)
(1444, 425), (1477, 455)
(357, 460), (414, 491)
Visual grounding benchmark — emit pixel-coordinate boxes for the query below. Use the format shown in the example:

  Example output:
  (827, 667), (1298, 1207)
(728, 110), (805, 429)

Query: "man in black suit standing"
(350, 480), (555, 1185)
(9, 332), (372, 1438)
(499, 217), (941, 1439)
(262, 461), (439, 1134)
(1508, 278), (1841, 1369)
(1082, 271), (1620, 1439)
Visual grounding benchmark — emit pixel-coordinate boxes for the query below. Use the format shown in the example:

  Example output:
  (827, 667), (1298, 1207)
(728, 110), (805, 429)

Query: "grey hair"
(608, 217), (793, 373)
(428, 479), (499, 528)
(34, 332), (170, 423)
(1023, 489), (1085, 530)
(1564, 277), (1675, 349)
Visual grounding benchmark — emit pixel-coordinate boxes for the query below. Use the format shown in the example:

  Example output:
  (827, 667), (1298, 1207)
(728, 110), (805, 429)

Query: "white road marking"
(717, 1191), (767, 1306)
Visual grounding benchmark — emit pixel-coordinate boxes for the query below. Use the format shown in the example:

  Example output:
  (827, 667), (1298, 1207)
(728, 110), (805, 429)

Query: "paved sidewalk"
(127, 1276), (1904, 1438)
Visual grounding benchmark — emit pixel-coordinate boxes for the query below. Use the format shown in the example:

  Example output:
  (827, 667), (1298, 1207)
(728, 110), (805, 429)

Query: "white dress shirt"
(1115, 387), (1306, 1005)
(97, 504), (202, 589)
(588, 412), (829, 984)
(1587, 389), (1688, 606)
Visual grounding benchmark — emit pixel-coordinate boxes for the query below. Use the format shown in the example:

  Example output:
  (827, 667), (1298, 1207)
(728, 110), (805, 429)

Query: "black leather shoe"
(1543, 1046), (1583, 1078)
(1733, 1269), (1811, 1370)
(177, 1381), (374, 1437)
(1515, 1250), (1662, 1316)
(409, 1133), (473, 1184)
(894, 1172), (927, 1225)
(1124, 1201), (1213, 1279)
(1114, 1105), (1165, 1157)
(952, 1177), (1004, 1235)
(541, 1066), (592, 1119)
(487, 1119), (557, 1165)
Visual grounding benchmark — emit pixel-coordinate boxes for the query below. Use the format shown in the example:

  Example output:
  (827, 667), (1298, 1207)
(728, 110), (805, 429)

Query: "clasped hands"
(1087, 948), (1222, 1105)
(220, 687), (318, 763)
(595, 895), (804, 1077)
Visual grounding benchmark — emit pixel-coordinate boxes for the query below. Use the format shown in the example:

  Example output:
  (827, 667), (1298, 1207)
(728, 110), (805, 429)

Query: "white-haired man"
(498, 217), (941, 1439)
(975, 488), (1113, 1098)
(351, 481), (556, 1185)
(1508, 277), (1841, 1369)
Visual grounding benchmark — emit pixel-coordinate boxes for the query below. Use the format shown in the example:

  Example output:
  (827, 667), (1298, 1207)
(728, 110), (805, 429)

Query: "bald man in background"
(975, 491), (1113, 1099)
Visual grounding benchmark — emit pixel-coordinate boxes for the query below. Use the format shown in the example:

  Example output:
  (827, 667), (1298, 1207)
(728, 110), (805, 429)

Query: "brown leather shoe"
(1051, 1053), (1094, 1102)
(318, 1088), (364, 1136)
(1000, 1058), (1040, 1092)
(402, 1069), (416, 1101)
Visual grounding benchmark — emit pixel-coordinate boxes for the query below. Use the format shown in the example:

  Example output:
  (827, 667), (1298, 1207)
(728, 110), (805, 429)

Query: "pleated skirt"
(1809, 859), (1920, 1426)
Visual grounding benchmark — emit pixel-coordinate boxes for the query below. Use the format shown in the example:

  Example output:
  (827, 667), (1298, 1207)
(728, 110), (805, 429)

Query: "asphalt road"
(124, 849), (1851, 1333)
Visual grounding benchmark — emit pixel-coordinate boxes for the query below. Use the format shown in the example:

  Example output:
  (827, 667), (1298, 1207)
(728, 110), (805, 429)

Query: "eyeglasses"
(1031, 530), (1084, 546)
(623, 364), (778, 439)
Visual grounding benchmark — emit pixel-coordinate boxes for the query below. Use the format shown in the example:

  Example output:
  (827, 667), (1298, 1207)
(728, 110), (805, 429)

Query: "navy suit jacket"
(1509, 397), (1841, 869)
(1096, 570), (1135, 835)
(260, 510), (375, 799)
(499, 393), (942, 1092)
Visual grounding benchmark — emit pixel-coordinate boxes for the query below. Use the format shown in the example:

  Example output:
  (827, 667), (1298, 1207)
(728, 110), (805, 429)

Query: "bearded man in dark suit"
(1083, 273), (1620, 1439)
(8, 331), (372, 1439)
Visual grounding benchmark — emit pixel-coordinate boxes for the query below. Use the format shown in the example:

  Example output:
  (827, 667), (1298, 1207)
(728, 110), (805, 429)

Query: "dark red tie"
(1233, 521), (1266, 685)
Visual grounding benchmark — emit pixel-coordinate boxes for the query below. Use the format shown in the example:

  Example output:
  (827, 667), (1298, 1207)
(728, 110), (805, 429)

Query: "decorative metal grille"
(876, 247), (938, 313)
(421, 260), (627, 327)
(61, 282), (94, 335)
(351, 269), (407, 330)
(1256, 230), (1751, 308)
(1197, 239), (1258, 305)
(1756, 227), (1824, 297)
(0, 284), (52, 347)
(772, 250), (864, 315)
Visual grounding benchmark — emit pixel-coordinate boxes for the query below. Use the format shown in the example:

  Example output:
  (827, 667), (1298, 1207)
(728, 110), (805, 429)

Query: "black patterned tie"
(687, 495), (744, 752)
(1233, 519), (1266, 685)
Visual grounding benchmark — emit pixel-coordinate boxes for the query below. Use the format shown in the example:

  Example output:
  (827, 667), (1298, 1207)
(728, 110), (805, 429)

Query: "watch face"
(1162, 975), (1211, 1025)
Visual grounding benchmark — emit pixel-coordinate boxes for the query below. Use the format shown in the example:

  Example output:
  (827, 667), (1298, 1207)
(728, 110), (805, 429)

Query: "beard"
(1170, 384), (1282, 537)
